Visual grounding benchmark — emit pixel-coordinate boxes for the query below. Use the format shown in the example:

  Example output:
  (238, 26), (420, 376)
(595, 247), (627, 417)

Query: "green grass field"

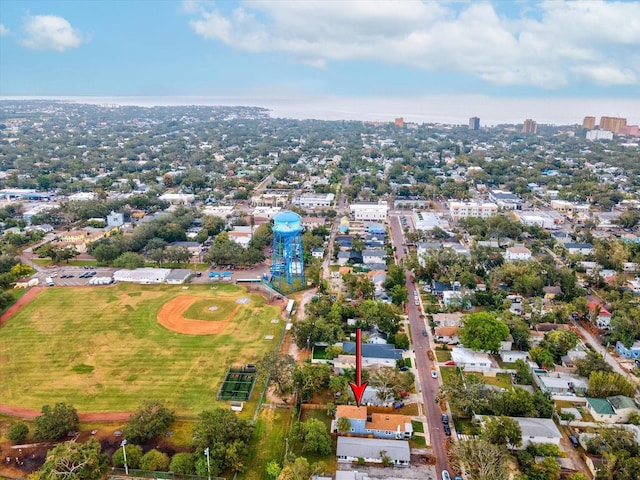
(0, 283), (283, 415)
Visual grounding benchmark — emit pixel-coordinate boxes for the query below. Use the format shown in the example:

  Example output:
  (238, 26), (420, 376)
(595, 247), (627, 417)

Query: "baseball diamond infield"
(157, 295), (243, 335)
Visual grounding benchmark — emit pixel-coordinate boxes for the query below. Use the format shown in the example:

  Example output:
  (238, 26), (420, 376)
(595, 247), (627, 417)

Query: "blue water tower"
(271, 211), (305, 293)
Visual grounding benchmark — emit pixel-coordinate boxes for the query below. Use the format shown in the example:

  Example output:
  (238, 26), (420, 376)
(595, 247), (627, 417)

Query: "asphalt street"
(389, 214), (452, 476)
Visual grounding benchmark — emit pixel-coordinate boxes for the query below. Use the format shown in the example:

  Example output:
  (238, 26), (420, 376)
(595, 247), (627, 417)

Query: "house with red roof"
(588, 301), (612, 329)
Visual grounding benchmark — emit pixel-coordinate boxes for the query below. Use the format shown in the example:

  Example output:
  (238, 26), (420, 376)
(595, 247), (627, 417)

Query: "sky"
(0, 0), (639, 125)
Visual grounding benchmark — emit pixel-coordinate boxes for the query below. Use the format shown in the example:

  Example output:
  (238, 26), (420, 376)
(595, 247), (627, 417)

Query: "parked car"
(441, 471), (451, 480)
(422, 329), (428, 337)
(444, 424), (451, 436)
(431, 369), (438, 379)
(569, 435), (579, 447)
(441, 414), (449, 424)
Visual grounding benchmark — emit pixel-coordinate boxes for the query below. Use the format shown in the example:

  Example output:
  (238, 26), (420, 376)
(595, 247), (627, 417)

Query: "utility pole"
(121, 439), (128, 475)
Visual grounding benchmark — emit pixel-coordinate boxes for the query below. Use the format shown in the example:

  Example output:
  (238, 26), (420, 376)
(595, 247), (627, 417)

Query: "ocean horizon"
(2, 94), (639, 127)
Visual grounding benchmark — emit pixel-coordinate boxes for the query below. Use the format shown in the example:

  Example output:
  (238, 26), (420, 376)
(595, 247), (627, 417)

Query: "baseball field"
(0, 282), (284, 415)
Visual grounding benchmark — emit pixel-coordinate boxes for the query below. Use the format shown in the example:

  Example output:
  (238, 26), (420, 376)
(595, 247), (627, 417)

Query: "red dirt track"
(0, 286), (42, 327)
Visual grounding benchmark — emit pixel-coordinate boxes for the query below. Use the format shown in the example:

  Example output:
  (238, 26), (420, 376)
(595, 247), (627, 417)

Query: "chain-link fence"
(108, 467), (224, 480)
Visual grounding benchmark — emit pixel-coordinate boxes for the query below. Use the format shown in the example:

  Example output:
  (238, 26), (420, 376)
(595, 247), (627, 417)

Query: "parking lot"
(33, 266), (118, 287)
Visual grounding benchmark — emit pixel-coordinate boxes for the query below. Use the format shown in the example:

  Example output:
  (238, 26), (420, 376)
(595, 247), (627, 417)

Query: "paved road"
(389, 214), (451, 476)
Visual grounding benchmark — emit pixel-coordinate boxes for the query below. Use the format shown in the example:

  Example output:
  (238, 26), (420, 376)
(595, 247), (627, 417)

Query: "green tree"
(452, 438), (510, 480)
(7, 422), (29, 443)
(276, 456), (316, 480)
(588, 371), (636, 398)
(337, 417), (351, 433)
(265, 460), (282, 480)
(139, 449), (170, 471)
(541, 329), (579, 363)
(34, 403), (79, 441)
(169, 452), (195, 475)
(482, 416), (522, 448)
(389, 284), (408, 306)
(113, 252), (146, 269)
(111, 444), (143, 469)
(574, 350), (613, 378)
(514, 359), (533, 385)
(258, 352), (296, 396)
(459, 312), (509, 353)
(123, 400), (175, 444)
(298, 418), (332, 455)
(35, 438), (106, 480)
(190, 408), (253, 476)
(529, 346), (556, 370)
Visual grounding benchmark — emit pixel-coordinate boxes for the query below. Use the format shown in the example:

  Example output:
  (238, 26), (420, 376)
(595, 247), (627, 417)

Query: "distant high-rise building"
(469, 117), (480, 130)
(394, 117), (404, 128)
(599, 116), (627, 134)
(582, 116), (596, 130)
(522, 119), (537, 134)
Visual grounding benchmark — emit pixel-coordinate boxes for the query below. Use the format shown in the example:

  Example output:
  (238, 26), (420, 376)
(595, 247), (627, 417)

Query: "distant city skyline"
(3, 94), (640, 127)
(1, 1), (639, 124)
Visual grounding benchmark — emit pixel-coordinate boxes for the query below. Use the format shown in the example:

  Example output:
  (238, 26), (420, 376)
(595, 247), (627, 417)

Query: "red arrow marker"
(349, 328), (368, 407)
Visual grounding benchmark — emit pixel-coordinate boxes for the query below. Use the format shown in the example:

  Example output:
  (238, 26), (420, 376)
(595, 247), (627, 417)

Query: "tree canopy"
(33, 438), (107, 480)
(459, 312), (509, 353)
(123, 400), (175, 444)
(34, 403), (79, 441)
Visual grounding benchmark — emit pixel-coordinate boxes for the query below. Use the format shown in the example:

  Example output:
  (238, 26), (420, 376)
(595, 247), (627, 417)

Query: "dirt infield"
(157, 295), (241, 335)
(0, 286), (42, 327)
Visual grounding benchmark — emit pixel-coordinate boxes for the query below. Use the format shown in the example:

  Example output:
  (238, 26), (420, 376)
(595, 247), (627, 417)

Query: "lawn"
(470, 372), (513, 390)
(440, 366), (460, 387)
(0, 283), (283, 415)
(435, 349), (452, 362)
(242, 408), (293, 480)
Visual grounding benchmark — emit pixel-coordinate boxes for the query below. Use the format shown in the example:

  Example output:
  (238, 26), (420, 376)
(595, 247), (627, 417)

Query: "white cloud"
(186, 0), (640, 88)
(21, 15), (87, 52)
(0, 23), (9, 36)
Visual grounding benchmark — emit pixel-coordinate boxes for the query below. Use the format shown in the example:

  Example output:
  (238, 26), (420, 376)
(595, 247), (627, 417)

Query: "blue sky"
(1, 1), (639, 123)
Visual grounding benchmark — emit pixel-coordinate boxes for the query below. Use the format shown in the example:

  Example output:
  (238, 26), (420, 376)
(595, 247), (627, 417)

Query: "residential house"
(505, 246), (532, 262)
(335, 405), (413, 439)
(565, 243), (594, 255)
(311, 248), (324, 259)
(227, 231), (252, 248)
(362, 249), (386, 265)
(434, 326), (460, 344)
(338, 342), (404, 369)
(588, 301), (612, 329)
(159, 193), (195, 205)
(616, 340), (640, 359)
(499, 350), (530, 363)
(475, 416), (562, 449)
(450, 347), (493, 372)
(586, 396), (640, 423)
(336, 437), (410, 466)
(169, 241), (202, 261)
(532, 371), (588, 395)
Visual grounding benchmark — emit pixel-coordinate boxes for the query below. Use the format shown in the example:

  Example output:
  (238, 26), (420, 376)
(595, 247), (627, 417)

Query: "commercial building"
(586, 130), (613, 141)
(489, 189), (523, 209)
(291, 193), (335, 209)
(449, 201), (498, 221)
(599, 116), (627, 134)
(522, 119), (537, 134)
(394, 117), (404, 127)
(350, 200), (388, 221)
(412, 210), (449, 231)
(469, 116), (480, 130)
(158, 193), (195, 205)
(582, 116), (596, 130)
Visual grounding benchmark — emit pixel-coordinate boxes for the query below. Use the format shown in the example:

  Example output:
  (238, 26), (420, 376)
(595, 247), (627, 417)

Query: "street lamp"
(120, 439), (128, 475)
(204, 447), (211, 480)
